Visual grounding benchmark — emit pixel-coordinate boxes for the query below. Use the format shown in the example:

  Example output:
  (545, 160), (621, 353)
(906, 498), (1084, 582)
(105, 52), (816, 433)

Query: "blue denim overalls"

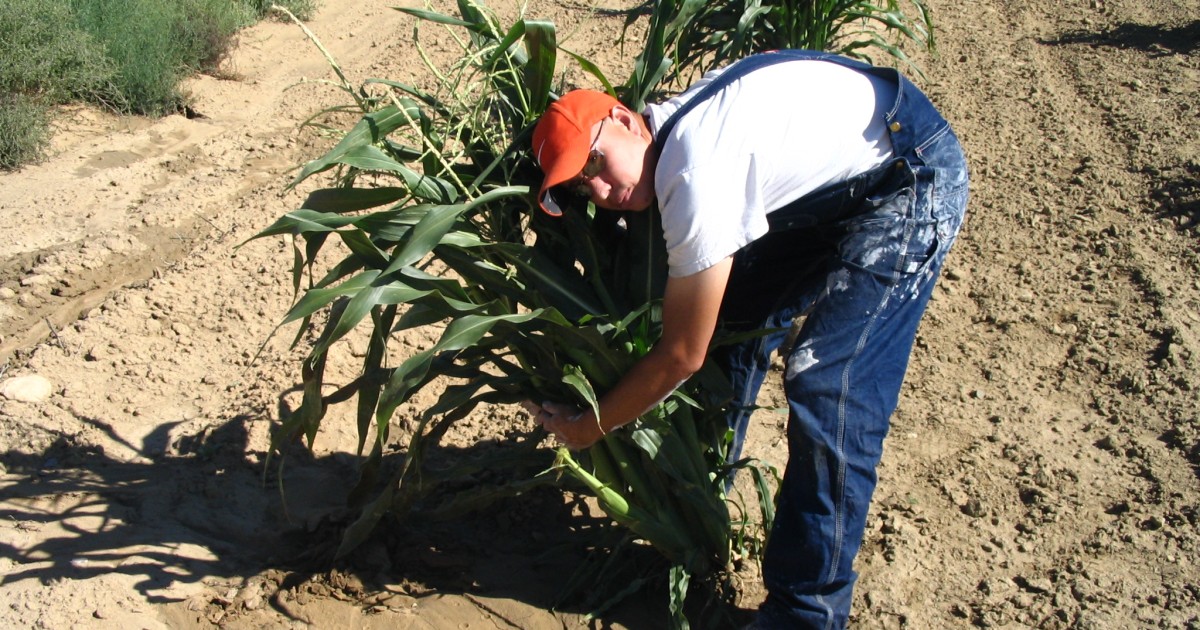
(654, 50), (969, 629)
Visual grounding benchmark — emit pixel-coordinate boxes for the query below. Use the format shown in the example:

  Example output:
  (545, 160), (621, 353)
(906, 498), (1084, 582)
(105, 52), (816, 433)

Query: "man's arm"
(535, 256), (733, 449)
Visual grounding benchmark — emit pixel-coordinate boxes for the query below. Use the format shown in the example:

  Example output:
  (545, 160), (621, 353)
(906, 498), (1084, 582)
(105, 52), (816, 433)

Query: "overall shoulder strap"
(653, 50), (855, 145)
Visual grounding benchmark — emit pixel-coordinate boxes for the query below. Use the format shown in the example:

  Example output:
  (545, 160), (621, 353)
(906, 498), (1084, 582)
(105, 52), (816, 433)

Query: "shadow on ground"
(0, 417), (298, 603)
(0, 411), (746, 627)
(1042, 19), (1200, 56)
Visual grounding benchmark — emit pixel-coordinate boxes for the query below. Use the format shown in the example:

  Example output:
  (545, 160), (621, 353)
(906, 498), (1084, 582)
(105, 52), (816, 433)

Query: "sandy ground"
(1, 0), (1198, 628)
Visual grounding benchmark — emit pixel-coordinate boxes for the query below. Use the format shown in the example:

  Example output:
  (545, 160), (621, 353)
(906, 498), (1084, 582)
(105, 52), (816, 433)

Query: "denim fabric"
(708, 53), (970, 629)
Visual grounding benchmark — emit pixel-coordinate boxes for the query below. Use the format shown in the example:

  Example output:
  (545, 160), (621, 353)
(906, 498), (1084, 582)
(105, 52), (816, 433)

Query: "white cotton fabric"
(644, 60), (898, 277)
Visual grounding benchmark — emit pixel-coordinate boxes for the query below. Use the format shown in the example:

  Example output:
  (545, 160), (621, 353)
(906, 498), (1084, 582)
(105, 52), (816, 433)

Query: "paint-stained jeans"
(715, 72), (969, 628)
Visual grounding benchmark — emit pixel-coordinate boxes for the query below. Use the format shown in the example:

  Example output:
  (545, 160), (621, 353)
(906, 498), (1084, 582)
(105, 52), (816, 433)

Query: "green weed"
(0, 0), (323, 168)
(252, 0), (319, 20)
(0, 0), (116, 103)
(0, 94), (49, 170)
(0, 0), (117, 167)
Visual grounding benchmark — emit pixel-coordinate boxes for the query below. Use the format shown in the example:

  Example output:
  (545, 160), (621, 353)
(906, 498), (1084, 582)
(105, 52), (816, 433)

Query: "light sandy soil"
(1, 0), (1198, 628)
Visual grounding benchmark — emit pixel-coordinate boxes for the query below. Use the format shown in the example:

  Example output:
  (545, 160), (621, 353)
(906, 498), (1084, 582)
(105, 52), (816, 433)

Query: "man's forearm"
(588, 345), (694, 432)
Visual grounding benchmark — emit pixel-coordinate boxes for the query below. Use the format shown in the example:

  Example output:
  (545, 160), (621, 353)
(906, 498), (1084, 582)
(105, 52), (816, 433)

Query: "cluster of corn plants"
(621, 0), (935, 110)
(254, 2), (772, 626)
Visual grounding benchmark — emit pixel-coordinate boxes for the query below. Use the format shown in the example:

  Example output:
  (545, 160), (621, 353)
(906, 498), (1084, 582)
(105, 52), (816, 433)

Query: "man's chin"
(626, 192), (655, 212)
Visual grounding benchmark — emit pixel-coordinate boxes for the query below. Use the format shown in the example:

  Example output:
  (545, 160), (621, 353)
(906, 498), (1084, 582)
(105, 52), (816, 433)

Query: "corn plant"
(621, 0), (935, 110)
(253, 2), (774, 626)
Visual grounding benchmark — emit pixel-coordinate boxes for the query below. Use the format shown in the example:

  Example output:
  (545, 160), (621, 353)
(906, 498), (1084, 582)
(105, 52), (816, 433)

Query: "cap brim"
(535, 140), (590, 216)
(540, 189), (566, 217)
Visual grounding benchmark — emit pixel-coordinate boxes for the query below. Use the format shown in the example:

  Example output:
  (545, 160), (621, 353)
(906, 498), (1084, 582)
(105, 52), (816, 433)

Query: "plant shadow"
(0, 376), (753, 624)
(284, 438), (754, 629)
(1041, 19), (1200, 56)
(0, 415), (297, 604)
(0, 403), (752, 628)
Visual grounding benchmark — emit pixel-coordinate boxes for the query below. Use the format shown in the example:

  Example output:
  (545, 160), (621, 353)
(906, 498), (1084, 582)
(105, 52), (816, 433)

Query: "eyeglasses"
(567, 118), (606, 198)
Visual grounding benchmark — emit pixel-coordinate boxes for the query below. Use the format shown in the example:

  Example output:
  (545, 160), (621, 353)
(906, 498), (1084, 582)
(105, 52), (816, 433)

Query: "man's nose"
(590, 176), (610, 201)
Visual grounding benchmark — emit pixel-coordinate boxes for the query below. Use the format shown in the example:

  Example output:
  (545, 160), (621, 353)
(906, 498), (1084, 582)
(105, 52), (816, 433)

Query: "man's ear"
(610, 105), (644, 137)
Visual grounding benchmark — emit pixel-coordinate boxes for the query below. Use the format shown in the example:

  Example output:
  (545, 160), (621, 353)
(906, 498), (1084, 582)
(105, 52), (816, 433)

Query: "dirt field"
(1, 0), (1197, 628)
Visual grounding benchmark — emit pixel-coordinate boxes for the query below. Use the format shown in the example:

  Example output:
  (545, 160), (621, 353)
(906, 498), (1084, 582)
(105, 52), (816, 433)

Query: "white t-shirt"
(644, 60), (897, 277)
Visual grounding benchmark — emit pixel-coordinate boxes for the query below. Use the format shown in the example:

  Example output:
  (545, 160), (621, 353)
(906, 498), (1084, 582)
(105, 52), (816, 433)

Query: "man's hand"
(522, 400), (603, 450)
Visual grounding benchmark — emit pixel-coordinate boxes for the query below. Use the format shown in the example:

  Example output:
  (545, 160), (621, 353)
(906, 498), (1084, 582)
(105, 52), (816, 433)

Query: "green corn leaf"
(747, 460), (777, 535)
(667, 396), (713, 483)
(484, 20), (526, 70)
(561, 48), (615, 96)
(375, 347), (438, 427)
(553, 328), (629, 391)
(282, 270), (379, 324)
(355, 306), (395, 455)
(498, 247), (605, 318)
(455, 0), (491, 32)
(289, 231), (307, 294)
(437, 246), (531, 306)
(336, 229), (390, 269)
(299, 348), (329, 447)
(382, 202), (473, 276)
(627, 418), (711, 491)
(522, 20), (556, 114)
(393, 6), (477, 29)
(437, 312), (542, 353)
(424, 378), (499, 419)
(561, 364), (601, 422)
(289, 105), (420, 188)
(301, 187), (411, 213)
(305, 271), (477, 360)
(246, 208), (359, 240)
(382, 138), (435, 164)
(668, 564), (691, 630)
(350, 204), (458, 242)
(335, 476), (396, 559)
(311, 283), (417, 357)
(393, 303), (446, 332)
(424, 291), (496, 317)
(375, 374), (498, 449)
(309, 253), (366, 293)
(381, 186), (529, 277)
(334, 144), (457, 203)
(396, 265), (474, 303)
(346, 440), (384, 509)
(376, 311), (543, 422)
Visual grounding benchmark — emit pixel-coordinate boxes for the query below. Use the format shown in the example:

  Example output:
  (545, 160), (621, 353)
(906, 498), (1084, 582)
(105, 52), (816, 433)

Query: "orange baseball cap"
(532, 90), (620, 216)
